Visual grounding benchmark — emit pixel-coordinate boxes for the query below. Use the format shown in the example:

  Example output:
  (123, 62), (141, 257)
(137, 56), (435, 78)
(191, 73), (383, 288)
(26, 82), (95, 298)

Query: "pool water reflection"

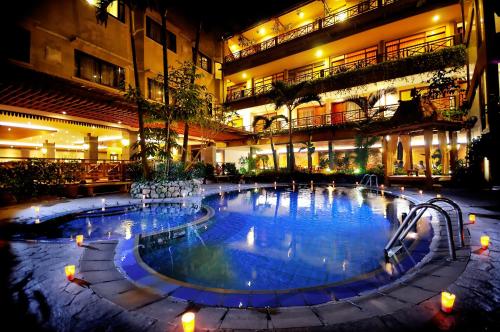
(140, 186), (415, 291)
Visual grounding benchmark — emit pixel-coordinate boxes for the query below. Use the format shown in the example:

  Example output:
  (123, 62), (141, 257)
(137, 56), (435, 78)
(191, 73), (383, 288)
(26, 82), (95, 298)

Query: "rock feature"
(130, 180), (202, 199)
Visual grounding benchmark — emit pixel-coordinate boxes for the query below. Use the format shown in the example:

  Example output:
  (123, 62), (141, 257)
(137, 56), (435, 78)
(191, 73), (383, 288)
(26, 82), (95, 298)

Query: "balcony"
(225, 35), (463, 105)
(225, 0), (390, 64)
(223, 0), (459, 75)
(227, 94), (465, 134)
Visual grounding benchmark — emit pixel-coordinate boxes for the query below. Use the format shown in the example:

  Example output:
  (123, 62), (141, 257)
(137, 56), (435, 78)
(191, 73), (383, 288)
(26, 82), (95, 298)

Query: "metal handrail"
(360, 174), (379, 188)
(384, 203), (456, 261)
(426, 197), (464, 247)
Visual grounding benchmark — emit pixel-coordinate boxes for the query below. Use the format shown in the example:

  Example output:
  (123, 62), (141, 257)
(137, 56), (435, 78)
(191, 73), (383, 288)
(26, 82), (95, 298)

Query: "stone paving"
(1, 184), (499, 331)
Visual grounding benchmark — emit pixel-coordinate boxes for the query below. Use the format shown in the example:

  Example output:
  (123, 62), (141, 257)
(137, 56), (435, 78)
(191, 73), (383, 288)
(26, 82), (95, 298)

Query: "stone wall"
(130, 180), (201, 199)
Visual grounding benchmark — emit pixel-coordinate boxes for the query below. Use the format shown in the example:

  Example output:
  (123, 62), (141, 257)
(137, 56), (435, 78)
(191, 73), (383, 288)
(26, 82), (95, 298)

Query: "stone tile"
(407, 274), (456, 292)
(81, 248), (115, 261)
(107, 288), (163, 310)
(220, 308), (269, 330)
(194, 307), (227, 331)
(135, 298), (187, 322)
(80, 259), (115, 272)
(384, 285), (436, 304)
(91, 279), (136, 296)
(314, 301), (376, 325)
(270, 307), (323, 329)
(353, 294), (410, 315)
(81, 269), (125, 284)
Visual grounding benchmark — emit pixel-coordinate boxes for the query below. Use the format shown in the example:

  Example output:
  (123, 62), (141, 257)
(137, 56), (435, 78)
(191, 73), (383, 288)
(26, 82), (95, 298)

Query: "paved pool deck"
(1, 183), (499, 331)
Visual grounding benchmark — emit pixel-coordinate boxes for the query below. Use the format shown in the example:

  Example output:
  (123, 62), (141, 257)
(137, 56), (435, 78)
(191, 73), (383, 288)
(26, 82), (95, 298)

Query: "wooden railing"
(0, 157), (131, 182)
(225, 35), (458, 102)
(224, 0), (391, 63)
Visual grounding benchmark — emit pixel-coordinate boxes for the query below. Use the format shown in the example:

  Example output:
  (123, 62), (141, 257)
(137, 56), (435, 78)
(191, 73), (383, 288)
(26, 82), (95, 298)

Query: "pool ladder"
(384, 197), (464, 262)
(360, 174), (379, 188)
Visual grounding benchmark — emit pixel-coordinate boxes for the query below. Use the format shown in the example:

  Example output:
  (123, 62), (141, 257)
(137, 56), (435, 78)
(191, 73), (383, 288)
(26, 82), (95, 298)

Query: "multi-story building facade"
(0, 0), (497, 183)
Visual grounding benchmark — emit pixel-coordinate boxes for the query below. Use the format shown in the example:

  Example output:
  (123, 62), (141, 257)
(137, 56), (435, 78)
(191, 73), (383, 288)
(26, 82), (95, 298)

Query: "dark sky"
(168, 0), (308, 37)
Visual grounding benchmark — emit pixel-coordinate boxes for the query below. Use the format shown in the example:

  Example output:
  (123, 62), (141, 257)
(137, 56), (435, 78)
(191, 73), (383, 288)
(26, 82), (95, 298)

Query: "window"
(8, 27), (30, 63)
(146, 17), (177, 53)
(148, 78), (164, 102)
(88, 0), (124, 22)
(74, 50), (125, 89)
(194, 49), (212, 73)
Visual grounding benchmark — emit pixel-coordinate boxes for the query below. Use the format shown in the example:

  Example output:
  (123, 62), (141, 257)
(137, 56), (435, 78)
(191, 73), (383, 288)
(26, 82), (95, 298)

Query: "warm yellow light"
(419, 190), (423, 195)
(76, 235), (84, 247)
(468, 213), (476, 224)
(41, 148), (48, 154)
(181, 312), (195, 332)
(257, 27), (265, 35)
(82, 143), (90, 150)
(121, 139), (130, 147)
(436, 194), (442, 198)
(480, 235), (490, 249)
(315, 49), (323, 58)
(385, 135), (390, 141)
(432, 14), (440, 22)
(400, 186), (405, 192)
(86, 0), (97, 5)
(441, 291), (455, 313)
(297, 10), (304, 18)
(242, 73), (247, 79)
(65, 265), (76, 281)
(338, 12), (347, 22)
(230, 44), (238, 51)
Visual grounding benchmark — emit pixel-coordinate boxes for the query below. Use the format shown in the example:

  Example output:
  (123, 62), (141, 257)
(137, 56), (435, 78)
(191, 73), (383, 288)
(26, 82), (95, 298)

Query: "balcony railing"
(227, 94), (465, 133)
(224, 0), (394, 63)
(225, 35), (458, 103)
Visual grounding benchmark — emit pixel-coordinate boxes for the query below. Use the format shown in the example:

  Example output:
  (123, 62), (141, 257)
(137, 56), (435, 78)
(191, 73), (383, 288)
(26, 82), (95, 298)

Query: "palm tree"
(346, 87), (396, 124)
(96, 0), (150, 178)
(267, 81), (321, 172)
(252, 114), (288, 173)
(299, 133), (315, 173)
(353, 134), (379, 174)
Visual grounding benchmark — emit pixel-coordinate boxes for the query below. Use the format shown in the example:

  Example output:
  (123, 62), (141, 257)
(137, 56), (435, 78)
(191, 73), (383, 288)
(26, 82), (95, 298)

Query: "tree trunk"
(308, 152), (312, 174)
(161, 9), (171, 174)
(288, 105), (294, 172)
(129, 8), (149, 179)
(270, 134), (278, 173)
(181, 20), (202, 163)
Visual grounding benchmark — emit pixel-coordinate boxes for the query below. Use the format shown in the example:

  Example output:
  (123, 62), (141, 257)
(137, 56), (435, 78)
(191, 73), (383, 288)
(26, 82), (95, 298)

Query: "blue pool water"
(43, 202), (204, 241)
(140, 186), (413, 291)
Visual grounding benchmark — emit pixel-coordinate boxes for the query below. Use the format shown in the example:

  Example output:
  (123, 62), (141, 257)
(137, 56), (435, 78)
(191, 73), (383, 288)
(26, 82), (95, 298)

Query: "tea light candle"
(419, 190), (423, 195)
(436, 194), (442, 198)
(441, 291), (456, 313)
(181, 312), (195, 332)
(65, 265), (76, 281)
(400, 186), (404, 192)
(75, 235), (83, 247)
(468, 214), (476, 224)
(480, 235), (490, 250)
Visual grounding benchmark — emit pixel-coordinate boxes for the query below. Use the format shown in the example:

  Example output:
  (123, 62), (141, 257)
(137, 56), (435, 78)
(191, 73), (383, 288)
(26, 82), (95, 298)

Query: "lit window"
(74, 50), (125, 89)
(148, 79), (164, 102)
(146, 17), (177, 53)
(193, 49), (212, 73)
(87, 0), (125, 22)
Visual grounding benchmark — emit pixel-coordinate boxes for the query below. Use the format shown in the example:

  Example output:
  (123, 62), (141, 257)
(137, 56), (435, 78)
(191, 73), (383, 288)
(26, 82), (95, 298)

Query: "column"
(201, 144), (216, 166)
(121, 131), (138, 161)
(328, 141), (335, 170)
(382, 135), (389, 183)
(401, 135), (412, 171)
(42, 140), (56, 159)
(423, 129), (433, 185)
(438, 131), (449, 175)
(84, 133), (98, 161)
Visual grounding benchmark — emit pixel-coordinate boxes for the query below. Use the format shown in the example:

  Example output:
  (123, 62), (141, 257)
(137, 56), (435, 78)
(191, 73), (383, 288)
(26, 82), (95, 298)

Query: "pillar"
(201, 144), (217, 166)
(382, 135), (389, 183)
(423, 129), (433, 186)
(121, 131), (138, 161)
(449, 131), (458, 172)
(42, 140), (55, 159)
(84, 133), (98, 161)
(438, 131), (449, 175)
(401, 135), (412, 171)
(328, 141), (335, 170)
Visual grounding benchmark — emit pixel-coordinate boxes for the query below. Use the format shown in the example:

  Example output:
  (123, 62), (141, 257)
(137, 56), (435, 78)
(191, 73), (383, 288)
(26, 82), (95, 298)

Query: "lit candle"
(468, 214), (476, 224)
(65, 265), (76, 281)
(441, 291), (456, 313)
(419, 190), (423, 195)
(355, 181), (359, 185)
(436, 194), (442, 198)
(480, 235), (490, 250)
(310, 180), (313, 185)
(400, 186), (405, 192)
(380, 184), (384, 189)
(181, 312), (195, 332)
(75, 234), (83, 247)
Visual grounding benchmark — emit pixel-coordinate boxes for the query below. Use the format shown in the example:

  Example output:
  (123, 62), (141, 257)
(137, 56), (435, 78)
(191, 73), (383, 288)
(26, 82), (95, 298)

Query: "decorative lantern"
(468, 214), (476, 224)
(76, 235), (83, 247)
(181, 312), (195, 332)
(441, 291), (456, 313)
(65, 265), (76, 281)
(480, 235), (490, 250)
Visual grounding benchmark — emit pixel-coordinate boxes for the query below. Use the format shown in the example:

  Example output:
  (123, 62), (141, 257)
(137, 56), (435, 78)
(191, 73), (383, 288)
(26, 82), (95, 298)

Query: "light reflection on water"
(141, 187), (411, 291)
